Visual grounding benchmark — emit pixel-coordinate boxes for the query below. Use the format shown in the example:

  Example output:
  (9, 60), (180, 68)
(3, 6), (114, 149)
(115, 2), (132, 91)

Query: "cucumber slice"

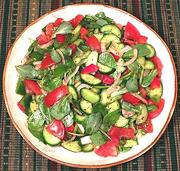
(147, 84), (163, 102)
(145, 44), (156, 58)
(62, 141), (82, 152)
(107, 101), (120, 113)
(144, 60), (155, 69)
(124, 139), (138, 148)
(68, 86), (78, 100)
(43, 127), (61, 146)
(101, 24), (121, 37)
(94, 28), (99, 34)
(81, 88), (100, 104)
(82, 144), (94, 152)
(80, 99), (93, 114)
(136, 104), (148, 125)
(74, 114), (86, 124)
(94, 33), (104, 41)
(86, 51), (98, 66)
(81, 74), (101, 85)
(100, 89), (114, 105)
(115, 115), (129, 127)
(101, 34), (120, 44)
(97, 62), (113, 74)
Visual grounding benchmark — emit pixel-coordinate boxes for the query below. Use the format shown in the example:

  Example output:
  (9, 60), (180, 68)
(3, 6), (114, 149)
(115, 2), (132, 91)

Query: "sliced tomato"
(65, 124), (75, 132)
(111, 52), (120, 61)
(80, 27), (88, 40)
(95, 140), (118, 157)
(53, 18), (63, 27)
(138, 119), (153, 133)
(44, 84), (68, 107)
(137, 35), (148, 44)
(148, 98), (165, 120)
(122, 92), (141, 105)
(70, 14), (84, 28)
(108, 127), (135, 139)
(86, 36), (101, 52)
(95, 73), (114, 85)
(124, 22), (141, 41)
(46, 119), (65, 139)
(81, 64), (99, 74)
(36, 32), (51, 45)
(45, 23), (54, 36)
(17, 101), (25, 112)
(122, 38), (136, 46)
(24, 79), (42, 95)
(150, 77), (161, 89)
(139, 87), (147, 98)
(69, 44), (77, 54)
(40, 53), (56, 69)
(151, 56), (163, 77)
(56, 34), (65, 43)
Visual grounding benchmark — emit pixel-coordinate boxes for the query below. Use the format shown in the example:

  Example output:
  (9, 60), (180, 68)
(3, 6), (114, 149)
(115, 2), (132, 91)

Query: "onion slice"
(131, 92), (148, 104)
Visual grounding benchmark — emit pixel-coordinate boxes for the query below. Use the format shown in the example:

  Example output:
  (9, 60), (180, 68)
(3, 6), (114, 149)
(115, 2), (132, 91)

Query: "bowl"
(3, 4), (177, 168)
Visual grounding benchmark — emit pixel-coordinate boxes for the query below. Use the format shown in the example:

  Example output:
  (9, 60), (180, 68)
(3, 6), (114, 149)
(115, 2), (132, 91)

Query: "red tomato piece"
(111, 52), (120, 61)
(150, 77), (161, 89)
(53, 18), (63, 27)
(17, 101), (25, 112)
(122, 38), (136, 46)
(151, 56), (163, 77)
(24, 79), (42, 95)
(40, 53), (56, 69)
(70, 14), (84, 28)
(56, 34), (65, 43)
(138, 119), (153, 133)
(44, 84), (69, 107)
(81, 64), (99, 74)
(45, 23), (54, 36)
(122, 92), (141, 105)
(108, 127), (135, 139)
(46, 119), (65, 139)
(69, 44), (77, 54)
(65, 124), (75, 133)
(124, 22), (141, 41)
(86, 36), (101, 52)
(94, 73), (114, 85)
(148, 98), (165, 120)
(80, 27), (88, 40)
(95, 140), (118, 157)
(36, 32), (51, 45)
(137, 35), (148, 44)
(139, 87), (147, 98)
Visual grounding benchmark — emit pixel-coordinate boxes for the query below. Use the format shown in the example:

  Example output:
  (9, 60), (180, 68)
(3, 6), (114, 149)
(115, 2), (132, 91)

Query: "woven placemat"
(0, 0), (180, 170)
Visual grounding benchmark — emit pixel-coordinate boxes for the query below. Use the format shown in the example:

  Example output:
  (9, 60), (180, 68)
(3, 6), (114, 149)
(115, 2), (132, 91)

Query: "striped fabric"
(0, 0), (180, 170)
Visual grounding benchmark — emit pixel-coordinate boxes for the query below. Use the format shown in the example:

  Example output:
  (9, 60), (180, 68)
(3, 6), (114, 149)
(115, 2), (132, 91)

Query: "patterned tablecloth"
(0, 0), (180, 170)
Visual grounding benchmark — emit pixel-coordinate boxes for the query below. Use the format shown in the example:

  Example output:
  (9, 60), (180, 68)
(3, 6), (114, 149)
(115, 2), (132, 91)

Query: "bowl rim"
(2, 3), (178, 168)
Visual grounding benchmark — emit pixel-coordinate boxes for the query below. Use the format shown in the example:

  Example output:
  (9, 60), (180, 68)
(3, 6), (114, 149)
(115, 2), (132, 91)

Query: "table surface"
(0, 0), (180, 171)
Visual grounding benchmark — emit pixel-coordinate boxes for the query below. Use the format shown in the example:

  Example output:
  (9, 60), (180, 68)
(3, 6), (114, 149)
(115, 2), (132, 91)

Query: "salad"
(16, 12), (165, 157)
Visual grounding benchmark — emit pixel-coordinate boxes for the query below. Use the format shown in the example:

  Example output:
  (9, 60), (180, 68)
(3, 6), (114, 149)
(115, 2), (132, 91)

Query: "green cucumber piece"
(145, 44), (156, 58)
(124, 139), (138, 148)
(97, 62), (113, 74)
(147, 84), (163, 102)
(107, 101), (120, 113)
(101, 24), (121, 37)
(80, 99), (93, 114)
(62, 141), (82, 152)
(43, 127), (61, 146)
(136, 104), (148, 125)
(86, 51), (98, 66)
(81, 74), (101, 85)
(68, 86), (78, 100)
(81, 88), (100, 104)
(115, 115), (129, 127)
(82, 144), (94, 152)
(94, 33), (104, 41)
(144, 60), (155, 69)
(101, 34), (120, 44)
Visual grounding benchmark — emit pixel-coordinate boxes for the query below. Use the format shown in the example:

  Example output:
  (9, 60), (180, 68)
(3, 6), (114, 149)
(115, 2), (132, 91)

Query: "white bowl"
(3, 4), (177, 168)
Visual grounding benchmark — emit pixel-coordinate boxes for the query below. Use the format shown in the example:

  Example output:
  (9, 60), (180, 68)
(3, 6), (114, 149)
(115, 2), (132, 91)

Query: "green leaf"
(98, 52), (116, 69)
(90, 131), (107, 146)
(141, 69), (157, 87)
(84, 113), (102, 135)
(126, 75), (138, 92)
(50, 96), (70, 120)
(27, 40), (38, 55)
(59, 47), (72, 57)
(52, 21), (73, 37)
(101, 110), (120, 131)
(50, 48), (61, 63)
(28, 110), (45, 142)
(29, 51), (44, 61)
(93, 102), (108, 116)
(96, 19), (108, 26)
(16, 65), (41, 79)
(53, 64), (73, 77)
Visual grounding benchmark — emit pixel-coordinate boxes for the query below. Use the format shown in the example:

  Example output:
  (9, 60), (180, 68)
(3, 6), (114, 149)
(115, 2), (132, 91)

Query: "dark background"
(0, 0), (180, 170)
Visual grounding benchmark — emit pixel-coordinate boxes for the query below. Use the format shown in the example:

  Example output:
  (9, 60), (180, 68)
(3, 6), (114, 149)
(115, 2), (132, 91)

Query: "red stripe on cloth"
(134, 0), (140, 18)
(50, 161), (57, 171)
(145, 151), (153, 171)
(51, 0), (60, 10)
